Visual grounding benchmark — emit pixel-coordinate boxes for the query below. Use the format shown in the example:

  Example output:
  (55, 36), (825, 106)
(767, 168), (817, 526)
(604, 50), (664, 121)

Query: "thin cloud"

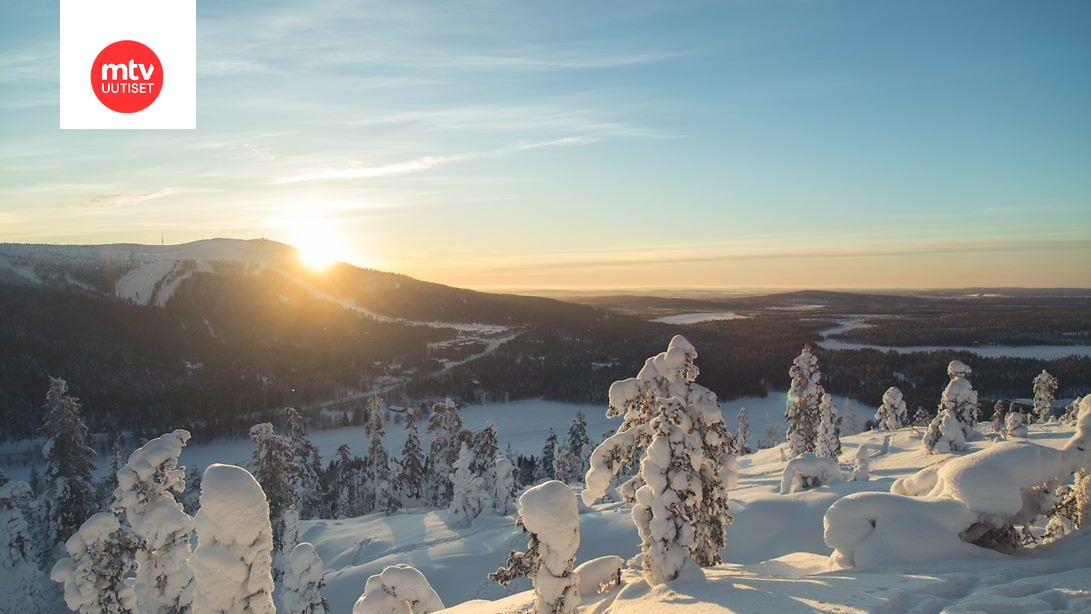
(86, 188), (177, 208)
(484, 236), (1091, 273)
(272, 136), (594, 185)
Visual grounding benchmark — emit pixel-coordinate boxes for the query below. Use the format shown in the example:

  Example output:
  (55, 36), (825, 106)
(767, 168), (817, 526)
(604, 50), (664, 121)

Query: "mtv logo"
(60, 0), (196, 129)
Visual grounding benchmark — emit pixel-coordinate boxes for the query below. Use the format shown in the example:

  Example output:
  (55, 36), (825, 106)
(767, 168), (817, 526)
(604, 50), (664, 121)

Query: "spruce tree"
(565, 412), (592, 473)
(875, 386), (908, 430)
(365, 404), (399, 515)
(330, 444), (359, 518)
(540, 430), (558, 481)
(286, 408), (322, 518)
(398, 415), (426, 505)
(785, 345), (824, 457)
(735, 407), (751, 455)
(815, 393), (842, 459)
(249, 423), (299, 569)
(470, 423), (499, 475)
(1032, 370), (1059, 423)
(112, 430), (194, 614)
(0, 481), (43, 612)
(40, 378), (97, 560)
(425, 398), (466, 506)
(582, 336), (736, 568)
(992, 400), (1008, 434)
(50, 512), (142, 614)
(448, 443), (490, 526)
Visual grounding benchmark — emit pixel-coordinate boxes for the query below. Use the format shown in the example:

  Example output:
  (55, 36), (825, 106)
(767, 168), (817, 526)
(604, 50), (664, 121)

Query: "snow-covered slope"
(293, 422), (1089, 613)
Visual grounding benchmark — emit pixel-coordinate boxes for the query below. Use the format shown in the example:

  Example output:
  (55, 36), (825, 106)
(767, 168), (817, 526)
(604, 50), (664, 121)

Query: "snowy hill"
(295, 422), (1090, 613)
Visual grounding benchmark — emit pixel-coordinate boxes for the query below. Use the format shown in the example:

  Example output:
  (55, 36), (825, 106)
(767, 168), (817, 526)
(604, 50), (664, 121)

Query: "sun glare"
(292, 220), (347, 271)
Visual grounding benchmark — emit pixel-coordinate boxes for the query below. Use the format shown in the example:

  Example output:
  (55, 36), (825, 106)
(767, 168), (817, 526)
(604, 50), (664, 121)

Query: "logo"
(91, 40), (163, 113)
(60, 0), (195, 129)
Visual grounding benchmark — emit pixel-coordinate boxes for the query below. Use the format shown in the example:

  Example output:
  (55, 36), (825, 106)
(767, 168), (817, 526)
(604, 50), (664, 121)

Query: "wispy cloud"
(86, 188), (177, 208)
(272, 136), (594, 185)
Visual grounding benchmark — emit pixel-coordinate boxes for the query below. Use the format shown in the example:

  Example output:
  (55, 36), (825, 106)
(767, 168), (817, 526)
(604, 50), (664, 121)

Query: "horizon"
(2, 0), (1090, 289)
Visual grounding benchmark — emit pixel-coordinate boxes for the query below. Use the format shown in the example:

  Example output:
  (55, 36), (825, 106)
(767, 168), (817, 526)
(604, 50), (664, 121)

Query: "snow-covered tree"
(0, 481), (43, 613)
(286, 408), (323, 518)
(50, 512), (142, 614)
(923, 361), (977, 453)
(97, 437), (123, 512)
(735, 407), (751, 455)
(40, 378), (98, 560)
(1063, 396), (1083, 423)
(785, 345), (824, 457)
(875, 387), (908, 430)
(471, 423), (499, 475)
(282, 542), (327, 614)
(398, 414), (426, 505)
(1032, 370), (1059, 423)
(1005, 410), (1028, 438)
(582, 335), (736, 568)
(632, 396), (704, 585)
(364, 405), (399, 515)
(815, 393), (842, 459)
(992, 400), (1008, 434)
(330, 444), (360, 518)
(111, 430), (194, 614)
(923, 407), (966, 453)
(189, 464), (275, 614)
(852, 446), (870, 481)
(249, 423), (298, 569)
(425, 399), (466, 506)
(760, 417), (779, 449)
(911, 406), (932, 427)
(489, 457), (517, 515)
(490, 480), (580, 613)
(565, 412), (592, 473)
(540, 430), (558, 482)
(448, 443), (490, 526)
(354, 564), (444, 614)
(842, 400), (859, 436)
(553, 447), (582, 485)
(1075, 470), (1090, 529)
(276, 507), (301, 586)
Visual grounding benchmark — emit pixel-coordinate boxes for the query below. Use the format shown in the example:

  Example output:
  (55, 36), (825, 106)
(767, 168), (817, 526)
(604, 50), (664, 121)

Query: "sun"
(292, 222), (347, 271)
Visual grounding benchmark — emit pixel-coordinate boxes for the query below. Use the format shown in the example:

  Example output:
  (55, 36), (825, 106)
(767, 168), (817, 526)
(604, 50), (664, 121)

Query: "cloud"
(483, 235), (1091, 273)
(272, 136), (594, 185)
(86, 188), (177, 208)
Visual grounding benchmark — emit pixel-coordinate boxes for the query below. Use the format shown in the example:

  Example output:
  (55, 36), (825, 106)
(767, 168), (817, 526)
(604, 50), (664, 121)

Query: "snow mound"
(780, 453), (843, 494)
(353, 564), (444, 614)
(574, 555), (624, 596)
(823, 492), (979, 569)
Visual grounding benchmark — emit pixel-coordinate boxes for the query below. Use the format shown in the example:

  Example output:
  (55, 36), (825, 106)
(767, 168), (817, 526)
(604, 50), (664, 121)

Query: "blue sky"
(1, 0), (1089, 289)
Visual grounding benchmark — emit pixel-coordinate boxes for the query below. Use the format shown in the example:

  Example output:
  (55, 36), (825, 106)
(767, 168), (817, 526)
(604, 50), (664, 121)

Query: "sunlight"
(291, 219), (348, 271)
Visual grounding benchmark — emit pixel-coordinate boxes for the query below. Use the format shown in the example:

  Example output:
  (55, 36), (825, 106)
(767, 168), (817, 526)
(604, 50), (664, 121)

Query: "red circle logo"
(90, 40), (163, 113)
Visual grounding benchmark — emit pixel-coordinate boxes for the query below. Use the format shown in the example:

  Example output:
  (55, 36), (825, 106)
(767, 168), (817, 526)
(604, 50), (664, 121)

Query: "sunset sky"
(1, 0), (1089, 290)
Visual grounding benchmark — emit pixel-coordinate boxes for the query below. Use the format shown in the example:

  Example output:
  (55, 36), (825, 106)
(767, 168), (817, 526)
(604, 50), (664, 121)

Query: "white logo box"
(60, 0), (196, 129)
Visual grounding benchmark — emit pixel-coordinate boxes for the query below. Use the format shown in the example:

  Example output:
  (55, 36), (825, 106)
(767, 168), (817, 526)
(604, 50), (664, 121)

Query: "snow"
(190, 463), (276, 614)
(651, 312), (748, 325)
(779, 453), (843, 494)
(573, 556), (624, 596)
(258, 418), (1091, 613)
(353, 564), (444, 614)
